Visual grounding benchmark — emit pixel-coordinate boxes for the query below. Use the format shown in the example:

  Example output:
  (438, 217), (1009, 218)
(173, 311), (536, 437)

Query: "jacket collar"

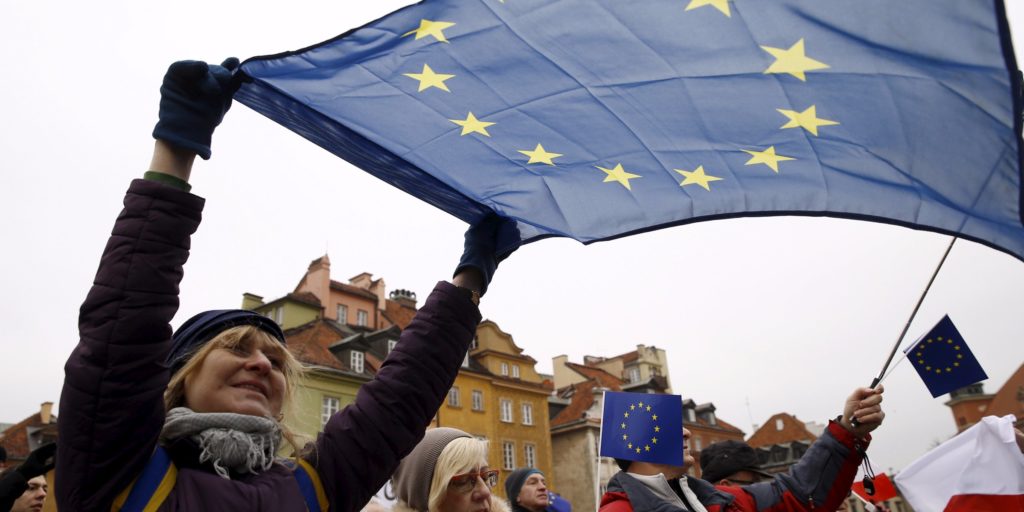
(606, 471), (735, 512)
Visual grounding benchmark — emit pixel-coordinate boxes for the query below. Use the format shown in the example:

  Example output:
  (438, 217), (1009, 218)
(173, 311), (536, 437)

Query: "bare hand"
(840, 385), (885, 437)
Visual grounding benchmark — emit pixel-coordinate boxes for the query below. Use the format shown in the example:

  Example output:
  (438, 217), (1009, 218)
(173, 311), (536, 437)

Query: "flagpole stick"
(869, 236), (957, 389)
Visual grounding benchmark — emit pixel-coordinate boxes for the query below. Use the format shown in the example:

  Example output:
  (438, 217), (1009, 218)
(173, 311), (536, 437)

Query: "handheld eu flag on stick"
(599, 391), (684, 466)
(235, 0), (1024, 261)
(905, 315), (988, 398)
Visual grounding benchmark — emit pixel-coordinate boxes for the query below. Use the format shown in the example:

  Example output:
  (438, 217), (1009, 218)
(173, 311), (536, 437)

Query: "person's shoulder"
(598, 491), (632, 512)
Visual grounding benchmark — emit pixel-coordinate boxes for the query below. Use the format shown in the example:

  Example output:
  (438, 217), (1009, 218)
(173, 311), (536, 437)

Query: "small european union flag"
(905, 315), (987, 398)
(599, 391), (684, 466)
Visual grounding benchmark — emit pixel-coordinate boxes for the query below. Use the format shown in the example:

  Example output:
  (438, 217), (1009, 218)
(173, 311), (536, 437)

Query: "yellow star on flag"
(597, 163), (642, 190)
(685, 0), (730, 17)
(652, 437), (658, 444)
(450, 112), (495, 136)
(675, 165), (723, 191)
(743, 146), (795, 173)
(777, 105), (839, 136)
(404, 64), (455, 92)
(652, 414), (658, 421)
(645, 445), (651, 452)
(518, 144), (562, 166)
(654, 426), (660, 432)
(403, 20), (456, 43)
(761, 39), (829, 81)
(636, 447), (641, 454)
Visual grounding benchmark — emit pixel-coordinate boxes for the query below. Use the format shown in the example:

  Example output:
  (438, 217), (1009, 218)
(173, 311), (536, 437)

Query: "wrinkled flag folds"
(236, 0), (1024, 259)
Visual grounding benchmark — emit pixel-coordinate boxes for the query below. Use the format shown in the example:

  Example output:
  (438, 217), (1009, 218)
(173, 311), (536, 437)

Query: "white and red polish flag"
(894, 415), (1024, 512)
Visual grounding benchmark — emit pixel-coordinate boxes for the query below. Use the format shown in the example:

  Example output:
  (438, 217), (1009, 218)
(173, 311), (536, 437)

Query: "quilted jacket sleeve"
(727, 421), (868, 512)
(57, 179), (203, 511)
(307, 281), (481, 512)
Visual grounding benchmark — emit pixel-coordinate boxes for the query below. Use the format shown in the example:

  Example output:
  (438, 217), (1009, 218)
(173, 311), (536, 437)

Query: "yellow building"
(434, 320), (555, 500)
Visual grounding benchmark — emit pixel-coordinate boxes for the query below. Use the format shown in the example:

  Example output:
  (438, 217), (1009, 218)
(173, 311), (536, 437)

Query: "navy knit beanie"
(168, 309), (286, 372)
(505, 467), (543, 508)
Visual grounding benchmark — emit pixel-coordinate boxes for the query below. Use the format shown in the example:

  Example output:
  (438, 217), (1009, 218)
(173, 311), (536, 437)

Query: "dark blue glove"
(454, 214), (520, 296)
(17, 442), (55, 479)
(152, 58), (240, 160)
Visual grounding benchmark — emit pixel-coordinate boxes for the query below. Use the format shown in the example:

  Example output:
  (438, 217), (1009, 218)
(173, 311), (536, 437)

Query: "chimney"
(389, 289), (418, 309)
(40, 402), (54, 424)
(241, 293), (264, 310)
(297, 254), (332, 307)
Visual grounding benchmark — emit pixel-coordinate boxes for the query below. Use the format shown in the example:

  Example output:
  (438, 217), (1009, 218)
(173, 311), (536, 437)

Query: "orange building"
(945, 362), (1024, 432)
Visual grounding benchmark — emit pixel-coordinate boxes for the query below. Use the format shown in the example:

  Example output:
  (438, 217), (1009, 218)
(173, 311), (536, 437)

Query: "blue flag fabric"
(905, 315), (988, 398)
(236, 0), (1024, 260)
(599, 391), (684, 466)
(547, 492), (572, 512)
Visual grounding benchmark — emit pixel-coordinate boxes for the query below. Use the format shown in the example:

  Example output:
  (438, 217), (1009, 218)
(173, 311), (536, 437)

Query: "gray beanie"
(392, 427), (471, 511)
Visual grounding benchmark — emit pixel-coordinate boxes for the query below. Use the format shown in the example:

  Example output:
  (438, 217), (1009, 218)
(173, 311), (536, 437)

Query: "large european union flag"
(905, 315), (988, 398)
(599, 391), (684, 466)
(235, 0), (1024, 260)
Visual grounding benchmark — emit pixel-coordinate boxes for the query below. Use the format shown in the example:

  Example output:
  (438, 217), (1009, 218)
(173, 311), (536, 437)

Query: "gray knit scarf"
(161, 407), (282, 479)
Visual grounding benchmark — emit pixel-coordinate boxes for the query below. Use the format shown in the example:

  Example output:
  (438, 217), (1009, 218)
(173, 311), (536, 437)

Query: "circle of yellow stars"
(620, 400), (661, 455)
(915, 335), (964, 375)
(395, 2), (839, 196)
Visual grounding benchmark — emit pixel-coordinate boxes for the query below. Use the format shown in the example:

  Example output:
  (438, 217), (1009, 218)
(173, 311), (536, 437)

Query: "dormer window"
(627, 367), (640, 383)
(350, 351), (365, 373)
(501, 362), (509, 376)
(512, 365), (520, 379)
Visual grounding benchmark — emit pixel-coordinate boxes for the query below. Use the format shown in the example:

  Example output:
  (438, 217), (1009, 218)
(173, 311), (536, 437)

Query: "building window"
(502, 441), (516, 470)
(707, 412), (717, 426)
(500, 362), (509, 376)
(321, 396), (340, 428)
(500, 399), (513, 422)
(336, 304), (348, 323)
(521, 402), (534, 425)
(686, 409), (696, 422)
(512, 365), (521, 379)
(472, 390), (484, 411)
(463, 351), (470, 368)
(388, 339), (398, 353)
(524, 443), (537, 468)
(695, 437), (702, 451)
(448, 387), (461, 407)
(470, 337), (479, 350)
(350, 351), (365, 373)
(356, 309), (369, 327)
(775, 418), (784, 431)
(627, 367), (640, 383)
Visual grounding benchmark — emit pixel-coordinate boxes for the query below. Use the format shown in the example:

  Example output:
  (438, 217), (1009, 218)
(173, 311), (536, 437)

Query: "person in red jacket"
(600, 386), (884, 512)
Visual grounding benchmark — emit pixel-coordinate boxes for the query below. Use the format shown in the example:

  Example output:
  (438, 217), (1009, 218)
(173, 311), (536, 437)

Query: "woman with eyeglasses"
(392, 428), (509, 512)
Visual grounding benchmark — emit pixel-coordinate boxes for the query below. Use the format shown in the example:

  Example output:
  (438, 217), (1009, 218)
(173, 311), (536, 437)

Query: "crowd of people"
(0, 57), (1019, 512)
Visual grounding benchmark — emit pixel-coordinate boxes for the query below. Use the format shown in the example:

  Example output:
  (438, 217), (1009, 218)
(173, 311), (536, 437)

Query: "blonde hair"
(163, 325), (306, 453)
(427, 437), (489, 512)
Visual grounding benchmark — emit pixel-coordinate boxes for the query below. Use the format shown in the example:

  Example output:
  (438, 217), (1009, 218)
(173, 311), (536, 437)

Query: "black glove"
(16, 442), (56, 480)
(152, 58), (240, 160)
(454, 214), (520, 296)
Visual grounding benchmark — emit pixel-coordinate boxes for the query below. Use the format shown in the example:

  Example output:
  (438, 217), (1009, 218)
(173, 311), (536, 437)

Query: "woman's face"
(183, 337), (287, 418)
(439, 461), (495, 512)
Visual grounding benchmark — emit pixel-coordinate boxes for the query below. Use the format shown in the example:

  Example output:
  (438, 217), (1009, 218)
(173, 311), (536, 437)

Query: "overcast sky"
(1, 1), (1022, 477)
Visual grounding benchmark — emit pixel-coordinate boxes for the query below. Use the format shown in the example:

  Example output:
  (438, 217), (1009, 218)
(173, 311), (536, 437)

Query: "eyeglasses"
(449, 469), (499, 493)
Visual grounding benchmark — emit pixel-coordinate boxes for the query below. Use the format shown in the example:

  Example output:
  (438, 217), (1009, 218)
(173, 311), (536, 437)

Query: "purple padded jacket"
(57, 179), (480, 511)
